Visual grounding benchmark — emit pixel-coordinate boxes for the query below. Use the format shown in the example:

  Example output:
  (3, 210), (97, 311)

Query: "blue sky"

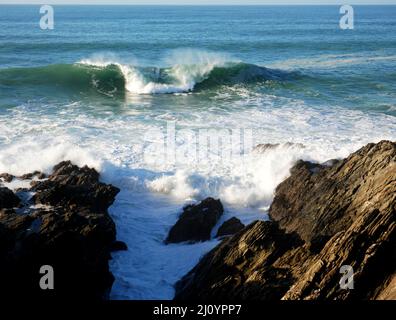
(1, 0), (395, 4)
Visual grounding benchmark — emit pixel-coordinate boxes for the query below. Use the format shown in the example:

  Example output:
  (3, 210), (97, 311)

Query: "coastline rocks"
(216, 217), (245, 238)
(19, 170), (46, 180)
(269, 140), (396, 245)
(174, 141), (396, 300)
(175, 220), (303, 300)
(32, 161), (119, 213)
(0, 161), (120, 300)
(0, 187), (20, 208)
(253, 142), (305, 153)
(0, 173), (14, 183)
(166, 198), (224, 244)
(111, 240), (128, 252)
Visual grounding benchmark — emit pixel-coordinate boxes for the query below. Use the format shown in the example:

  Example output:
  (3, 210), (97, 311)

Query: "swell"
(0, 61), (294, 96)
(0, 64), (126, 97)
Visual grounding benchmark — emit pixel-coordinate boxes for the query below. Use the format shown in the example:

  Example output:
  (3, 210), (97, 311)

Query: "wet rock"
(254, 142), (305, 153)
(0, 173), (14, 183)
(174, 141), (396, 301)
(166, 198), (224, 244)
(110, 240), (128, 252)
(0, 187), (20, 208)
(0, 161), (120, 300)
(175, 220), (303, 300)
(19, 171), (46, 180)
(269, 140), (396, 244)
(32, 161), (119, 213)
(216, 217), (245, 238)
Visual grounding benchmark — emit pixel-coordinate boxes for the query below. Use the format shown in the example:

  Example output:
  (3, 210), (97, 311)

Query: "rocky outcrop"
(166, 198), (224, 244)
(0, 187), (20, 209)
(0, 161), (121, 300)
(216, 217), (245, 238)
(269, 141), (395, 247)
(175, 220), (302, 300)
(19, 170), (46, 180)
(0, 173), (14, 183)
(175, 141), (396, 300)
(32, 161), (118, 213)
(253, 142), (305, 153)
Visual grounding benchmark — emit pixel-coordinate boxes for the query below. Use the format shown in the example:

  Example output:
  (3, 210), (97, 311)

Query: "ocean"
(0, 5), (395, 299)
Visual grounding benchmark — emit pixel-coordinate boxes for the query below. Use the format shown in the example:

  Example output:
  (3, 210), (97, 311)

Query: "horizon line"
(1, 3), (395, 5)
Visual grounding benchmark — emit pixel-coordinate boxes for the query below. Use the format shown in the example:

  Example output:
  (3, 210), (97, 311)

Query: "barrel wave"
(0, 60), (293, 96)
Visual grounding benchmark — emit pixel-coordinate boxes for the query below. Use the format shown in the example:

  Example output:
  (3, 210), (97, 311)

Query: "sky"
(1, 0), (395, 4)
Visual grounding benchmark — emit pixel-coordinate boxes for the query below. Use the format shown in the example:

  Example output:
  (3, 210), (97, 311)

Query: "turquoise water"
(1, 5), (396, 114)
(0, 5), (395, 299)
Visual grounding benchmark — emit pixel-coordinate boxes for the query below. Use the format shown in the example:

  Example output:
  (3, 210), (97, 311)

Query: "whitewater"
(1, 5), (396, 300)
(1, 52), (395, 298)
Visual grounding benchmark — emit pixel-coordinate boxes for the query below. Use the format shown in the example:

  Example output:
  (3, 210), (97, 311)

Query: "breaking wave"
(0, 58), (292, 96)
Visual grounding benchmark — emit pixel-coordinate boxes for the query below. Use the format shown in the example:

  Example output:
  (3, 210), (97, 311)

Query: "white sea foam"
(79, 49), (231, 94)
(1, 89), (395, 300)
(0, 139), (102, 176)
(268, 53), (396, 70)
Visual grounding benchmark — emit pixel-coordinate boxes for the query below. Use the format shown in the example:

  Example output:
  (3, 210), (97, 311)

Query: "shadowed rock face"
(175, 220), (302, 300)
(216, 217), (245, 238)
(0, 161), (121, 300)
(269, 141), (396, 246)
(0, 187), (20, 209)
(174, 141), (396, 301)
(166, 197), (224, 244)
(0, 173), (14, 183)
(32, 161), (118, 213)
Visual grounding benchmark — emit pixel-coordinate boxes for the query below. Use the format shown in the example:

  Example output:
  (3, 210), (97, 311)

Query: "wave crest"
(0, 52), (291, 95)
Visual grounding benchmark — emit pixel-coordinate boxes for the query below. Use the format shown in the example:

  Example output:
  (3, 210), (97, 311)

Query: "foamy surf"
(78, 50), (229, 94)
(1, 97), (396, 299)
(76, 50), (291, 94)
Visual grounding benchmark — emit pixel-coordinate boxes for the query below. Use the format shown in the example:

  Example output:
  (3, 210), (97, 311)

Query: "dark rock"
(19, 170), (46, 180)
(0, 173), (14, 183)
(110, 240), (128, 252)
(254, 142), (305, 153)
(32, 161), (119, 213)
(216, 217), (245, 238)
(0, 161), (120, 300)
(175, 221), (303, 300)
(0, 187), (20, 208)
(269, 140), (396, 244)
(0, 208), (16, 216)
(174, 141), (396, 301)
(166, 198), (224, 244)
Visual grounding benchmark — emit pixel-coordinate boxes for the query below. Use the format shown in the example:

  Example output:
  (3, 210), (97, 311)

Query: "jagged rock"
(216, 217), (245, 238)
(110, 240), (128, 252)
(175, 221), (303, 300)
(19, 171), (46, 180)
(0, 173), (14, 183)
(0, 161), (120, 300)
(0, 187), (20, 208)
(166, 198), (224, 244)
(254, 142), (305, 153)
(32, 161), (118, 213)
(282, 205), (395, 300)
(174, 141), (396, 301)
(269, 140), (396, 245)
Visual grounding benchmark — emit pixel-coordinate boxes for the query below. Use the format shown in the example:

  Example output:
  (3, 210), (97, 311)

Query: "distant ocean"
(0, 5), (395, 299)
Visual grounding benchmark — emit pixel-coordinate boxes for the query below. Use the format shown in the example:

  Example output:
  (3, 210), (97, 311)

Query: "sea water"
(0, 5), (395, 299)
